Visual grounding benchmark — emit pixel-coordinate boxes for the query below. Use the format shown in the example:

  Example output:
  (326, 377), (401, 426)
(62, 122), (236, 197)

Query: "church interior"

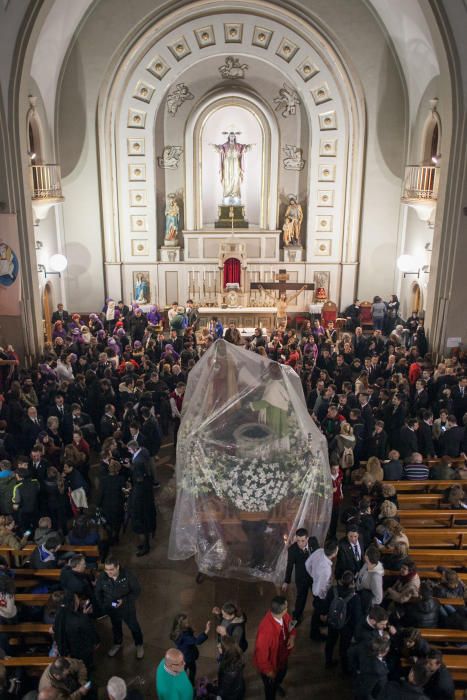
(0, 0), (466, 698)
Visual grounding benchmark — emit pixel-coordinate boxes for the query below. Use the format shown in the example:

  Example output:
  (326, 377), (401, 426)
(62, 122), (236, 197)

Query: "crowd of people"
(0, 296), (465, 700)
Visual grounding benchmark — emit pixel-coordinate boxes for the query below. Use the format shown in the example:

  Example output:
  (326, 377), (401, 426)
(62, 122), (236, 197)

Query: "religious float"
(168, 339), (332, 582)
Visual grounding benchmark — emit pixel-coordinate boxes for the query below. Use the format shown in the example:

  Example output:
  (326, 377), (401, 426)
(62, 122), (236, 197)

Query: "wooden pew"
(0, 544), (99, 567)
(399, 510), (465, 526)
(405, 528), (467, 548)
(407, 550), (467, 567)
(0, 657), (50, 669)
(15, 594), (49, 604)
(0, 623), (51, 634)
(398, 493), (447, 509)
(12, 569), (61, 579)
(391, 480), (467, 493)
(385, 569), (467, 583)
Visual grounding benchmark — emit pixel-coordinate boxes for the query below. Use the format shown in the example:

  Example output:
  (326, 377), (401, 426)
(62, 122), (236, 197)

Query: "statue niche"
(217, 240), (247, 307)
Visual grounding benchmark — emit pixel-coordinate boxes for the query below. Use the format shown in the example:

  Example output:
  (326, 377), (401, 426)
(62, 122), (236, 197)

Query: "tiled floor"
(93, 444), (353, 699)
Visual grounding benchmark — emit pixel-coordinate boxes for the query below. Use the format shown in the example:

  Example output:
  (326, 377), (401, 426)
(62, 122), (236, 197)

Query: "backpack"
(340, 446), (354, 470)
(327, 586), (355, 630)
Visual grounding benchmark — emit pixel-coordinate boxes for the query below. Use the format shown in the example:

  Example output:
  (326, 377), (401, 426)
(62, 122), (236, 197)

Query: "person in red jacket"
(253, 595), (296, 699)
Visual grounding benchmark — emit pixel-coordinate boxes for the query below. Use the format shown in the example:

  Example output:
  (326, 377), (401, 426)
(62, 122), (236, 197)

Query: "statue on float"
(168, 339), (331, 582)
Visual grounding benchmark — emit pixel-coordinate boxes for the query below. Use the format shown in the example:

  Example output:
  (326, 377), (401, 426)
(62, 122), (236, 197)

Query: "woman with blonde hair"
(366, 456), (384, 482)
(378, 500), (398, 521)
(379, 518), (410, 551)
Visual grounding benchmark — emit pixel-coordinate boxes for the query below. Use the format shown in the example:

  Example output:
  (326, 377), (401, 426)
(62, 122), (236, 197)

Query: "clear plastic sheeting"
(168, 339), (332, 582)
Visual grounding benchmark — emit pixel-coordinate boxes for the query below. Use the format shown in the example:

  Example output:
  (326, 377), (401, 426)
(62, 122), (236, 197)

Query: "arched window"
(421, 109), (441, 165)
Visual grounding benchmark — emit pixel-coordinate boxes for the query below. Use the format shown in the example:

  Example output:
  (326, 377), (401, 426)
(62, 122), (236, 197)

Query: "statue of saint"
(134, 273), (149, 303)
(164, 194), (180, 242)
(212, 132), (253, 204)
(282, 196), (303, 246)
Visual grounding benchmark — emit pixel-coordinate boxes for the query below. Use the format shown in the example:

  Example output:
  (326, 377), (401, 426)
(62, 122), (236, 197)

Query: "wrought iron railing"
(401, 165), (439, 202)
(30, 164), (64, 200)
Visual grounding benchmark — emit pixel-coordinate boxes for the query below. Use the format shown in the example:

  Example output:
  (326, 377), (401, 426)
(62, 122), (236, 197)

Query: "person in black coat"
(367, 422), (389, 461)
(377, 661), (431, 699)
(139, 409), (161, 458)
(423, 650), (455, 700)
(21, 406), (44, 452)
(281, 527), (319, 622)
(217, 637), (246, 700)
(53, 591), (99, 671)
(335, 525), (365, 580)
(403, 583), (440, 629)
(352, 605), (390, 648)
(100, 404), (118, 440)
(97, 460), (126, 544)
(438, 416), (464, 457)
(352, 636), (390, 700)
(451, 377), (467, 425)
(324, 571), (362, 672)
(51, 304), (70, 324)
(397, 420), (420, 460)
(382, 451), (404, 481)
(385, 396), (406, 448)
(417, 411), (435, 458)
(128, 448), (156, 557)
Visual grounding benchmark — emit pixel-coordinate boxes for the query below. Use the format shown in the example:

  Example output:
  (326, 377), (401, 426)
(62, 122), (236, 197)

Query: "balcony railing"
(401, 165), (440, 203)
(30, 164), (64, 201)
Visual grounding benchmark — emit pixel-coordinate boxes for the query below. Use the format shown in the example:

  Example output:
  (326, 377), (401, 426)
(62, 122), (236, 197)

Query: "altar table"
(197, 306), (276, 330)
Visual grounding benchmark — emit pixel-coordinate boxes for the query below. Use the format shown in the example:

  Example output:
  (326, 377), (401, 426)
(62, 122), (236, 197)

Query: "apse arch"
(97, 1), (366, 278)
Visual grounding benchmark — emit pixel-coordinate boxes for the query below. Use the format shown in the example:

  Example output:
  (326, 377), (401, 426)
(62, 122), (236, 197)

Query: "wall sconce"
(397, 254), (421, 278)
(37, 254), (68, 278)
(35, 240), (43, 250)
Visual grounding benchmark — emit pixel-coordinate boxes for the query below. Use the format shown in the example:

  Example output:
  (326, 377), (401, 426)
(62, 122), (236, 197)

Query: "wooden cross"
(250, 269), (313, 296)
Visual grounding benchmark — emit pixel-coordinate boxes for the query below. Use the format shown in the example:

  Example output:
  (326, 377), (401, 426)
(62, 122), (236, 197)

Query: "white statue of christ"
(212, 131), (253, 205)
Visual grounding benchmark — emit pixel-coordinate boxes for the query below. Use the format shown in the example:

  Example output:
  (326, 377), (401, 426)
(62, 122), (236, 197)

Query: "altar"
(197, 306), (276, 330)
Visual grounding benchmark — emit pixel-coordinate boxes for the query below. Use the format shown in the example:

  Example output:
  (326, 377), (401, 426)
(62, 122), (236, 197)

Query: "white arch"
(185, 88), (280, 230)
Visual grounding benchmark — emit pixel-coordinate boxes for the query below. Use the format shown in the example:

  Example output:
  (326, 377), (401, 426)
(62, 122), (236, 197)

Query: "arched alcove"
(185, 90), (280, 230)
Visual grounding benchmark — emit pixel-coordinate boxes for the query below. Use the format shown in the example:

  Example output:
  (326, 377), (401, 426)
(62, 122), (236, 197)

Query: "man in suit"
(51, 303), (70, 324)
(352, 637), (390, 700)
(21, 406), (44, 452)
(185, 300), (199, 330)
(281, 527), (319, 623)
(412, 379), (430, 415)
(128, 440), (152, 478)
(140, 408), (161, 457)
(452, 376), (467, 425)
(438, 415), (465, 457)
(353, 327), (367, 360)
(62, 403), (94, 445)
(335, 525), (365, 580)
(386, 394), (407, 450)
(100, 404), (118, 440)
(397, 418), (420, 460)
(48, 393), (69, 434)
(417, 409), (435, 458)
(367, 356), (381, 384)
(358, 392), (375, 451)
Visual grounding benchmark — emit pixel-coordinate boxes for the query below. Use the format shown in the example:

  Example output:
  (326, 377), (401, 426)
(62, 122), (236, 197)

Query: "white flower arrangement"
(179, 425), (331, 513)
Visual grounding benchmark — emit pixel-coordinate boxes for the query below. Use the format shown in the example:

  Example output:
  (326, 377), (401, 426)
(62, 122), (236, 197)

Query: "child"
(169, 613), (211, 685)
(212, 602), (248, 652)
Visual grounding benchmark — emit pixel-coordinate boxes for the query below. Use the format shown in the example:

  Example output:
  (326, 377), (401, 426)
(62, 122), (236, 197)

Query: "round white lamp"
(49, 254), (68, 273)
(396, 254), (418, 273)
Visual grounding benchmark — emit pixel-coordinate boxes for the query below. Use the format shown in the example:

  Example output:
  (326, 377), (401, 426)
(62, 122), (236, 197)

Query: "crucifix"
(250, 269), (313, 325)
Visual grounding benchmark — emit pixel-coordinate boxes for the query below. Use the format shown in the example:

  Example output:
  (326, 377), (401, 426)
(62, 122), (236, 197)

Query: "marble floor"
(93, 442), (353, 699)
